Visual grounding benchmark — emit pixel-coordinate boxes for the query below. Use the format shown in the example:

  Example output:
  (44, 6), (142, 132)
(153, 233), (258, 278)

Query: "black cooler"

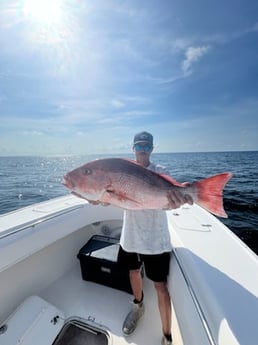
(77, 235), (132, 294)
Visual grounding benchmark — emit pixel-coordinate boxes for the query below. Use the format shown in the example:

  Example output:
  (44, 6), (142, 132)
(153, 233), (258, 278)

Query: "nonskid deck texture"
(40, 263), (183, 345)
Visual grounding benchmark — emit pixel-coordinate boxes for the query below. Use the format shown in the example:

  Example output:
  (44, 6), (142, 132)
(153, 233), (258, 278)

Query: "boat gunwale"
(0, 205), (84, 240)
(172, 248), (217, 345)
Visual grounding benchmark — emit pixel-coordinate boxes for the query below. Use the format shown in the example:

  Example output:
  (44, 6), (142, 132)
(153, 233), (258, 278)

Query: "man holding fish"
(118, 131), (191, 345)
(63, 131), (232, 345)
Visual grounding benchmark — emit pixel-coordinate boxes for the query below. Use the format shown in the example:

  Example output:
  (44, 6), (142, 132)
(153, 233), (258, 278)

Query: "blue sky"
(1, 0), (258, 155)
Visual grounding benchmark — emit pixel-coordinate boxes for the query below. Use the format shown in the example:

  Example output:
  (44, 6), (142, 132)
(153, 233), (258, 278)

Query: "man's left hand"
(164, 190), (193, 210)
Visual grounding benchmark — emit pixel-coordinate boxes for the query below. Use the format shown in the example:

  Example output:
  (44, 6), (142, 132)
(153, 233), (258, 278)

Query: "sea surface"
(0, 152), (257, 255)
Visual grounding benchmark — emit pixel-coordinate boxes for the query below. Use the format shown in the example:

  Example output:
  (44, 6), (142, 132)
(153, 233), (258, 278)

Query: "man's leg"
(144, 252), (173, 344)
(154, 281), (171, 336)
(130, 268), (143, 302)
(118, 247), (145, 336)
(123, 268), (145, 335)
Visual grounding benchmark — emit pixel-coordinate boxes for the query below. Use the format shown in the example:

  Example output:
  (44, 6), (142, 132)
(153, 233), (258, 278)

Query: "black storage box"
(77, 235), (132, 294)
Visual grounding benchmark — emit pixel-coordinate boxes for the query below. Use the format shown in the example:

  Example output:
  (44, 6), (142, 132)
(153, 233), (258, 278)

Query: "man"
(118, 131), (193, 345)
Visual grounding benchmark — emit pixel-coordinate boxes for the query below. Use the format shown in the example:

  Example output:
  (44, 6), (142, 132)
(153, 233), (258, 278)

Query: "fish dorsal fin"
(159, 174), (186, 187)
(123, 158), (187, 187)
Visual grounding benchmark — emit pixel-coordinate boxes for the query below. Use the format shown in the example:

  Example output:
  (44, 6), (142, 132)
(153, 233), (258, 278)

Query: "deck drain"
(0, 324), (8, 334)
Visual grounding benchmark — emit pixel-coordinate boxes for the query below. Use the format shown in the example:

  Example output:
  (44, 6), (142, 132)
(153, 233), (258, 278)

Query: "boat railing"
(173, 249), (217, 345)
(0, 205), (84, 240)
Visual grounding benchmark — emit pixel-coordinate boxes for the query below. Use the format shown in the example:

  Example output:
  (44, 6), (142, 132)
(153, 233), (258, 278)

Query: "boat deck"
(40, 262), (183, 345)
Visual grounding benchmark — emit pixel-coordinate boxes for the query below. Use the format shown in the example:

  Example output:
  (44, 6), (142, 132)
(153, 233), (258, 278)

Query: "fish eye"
(83, 168), (92, 175)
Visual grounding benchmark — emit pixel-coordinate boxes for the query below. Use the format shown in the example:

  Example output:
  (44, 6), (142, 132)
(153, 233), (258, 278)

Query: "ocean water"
(0, 152), (257, 254)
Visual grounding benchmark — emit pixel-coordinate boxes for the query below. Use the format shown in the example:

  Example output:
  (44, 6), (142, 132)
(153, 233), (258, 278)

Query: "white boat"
(0, 195), (257, 345)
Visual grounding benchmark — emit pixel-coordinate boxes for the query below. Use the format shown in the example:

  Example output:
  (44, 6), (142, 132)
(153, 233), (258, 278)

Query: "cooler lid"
(0, 296), (64, 345)
(78, 235), (120, 262)
(78, 235), (119, 254)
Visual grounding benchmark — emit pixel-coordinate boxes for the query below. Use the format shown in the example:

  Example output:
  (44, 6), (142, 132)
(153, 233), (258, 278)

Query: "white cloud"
(147, 42), (211, 85)
(182, 46), (210, 75)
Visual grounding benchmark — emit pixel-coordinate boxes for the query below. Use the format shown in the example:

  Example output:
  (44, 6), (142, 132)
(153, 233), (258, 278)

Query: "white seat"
(0, 296), (64, 345)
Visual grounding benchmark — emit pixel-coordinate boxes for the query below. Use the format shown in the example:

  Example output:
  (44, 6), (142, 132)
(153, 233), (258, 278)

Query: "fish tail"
(192, 172), (233, 218)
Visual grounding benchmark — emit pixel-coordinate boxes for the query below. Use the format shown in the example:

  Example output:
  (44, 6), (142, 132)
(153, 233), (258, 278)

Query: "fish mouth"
(62, 176), (85, 200)
(62, 175), (74, 189)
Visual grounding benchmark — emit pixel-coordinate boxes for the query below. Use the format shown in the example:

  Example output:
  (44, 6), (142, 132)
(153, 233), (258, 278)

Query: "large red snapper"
(63, 158), (233, 218)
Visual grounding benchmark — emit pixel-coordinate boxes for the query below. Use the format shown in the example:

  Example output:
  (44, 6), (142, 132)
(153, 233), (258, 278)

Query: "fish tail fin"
(192, 172), (233, 218)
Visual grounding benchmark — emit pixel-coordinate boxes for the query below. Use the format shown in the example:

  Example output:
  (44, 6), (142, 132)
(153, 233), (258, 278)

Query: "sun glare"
(22, 0), (70, 46)
(23, 0), (62, 24)
(21, 0), (79, 76)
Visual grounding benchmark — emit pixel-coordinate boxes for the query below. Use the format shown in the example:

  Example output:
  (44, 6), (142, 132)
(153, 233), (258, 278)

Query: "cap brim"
(134, 140), (152, 145)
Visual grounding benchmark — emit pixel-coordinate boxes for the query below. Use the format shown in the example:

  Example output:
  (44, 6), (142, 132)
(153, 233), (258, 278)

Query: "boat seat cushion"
(0, 296), (64, 345)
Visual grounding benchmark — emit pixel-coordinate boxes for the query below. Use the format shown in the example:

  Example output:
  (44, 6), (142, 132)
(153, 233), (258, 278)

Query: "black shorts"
(118, 246), (171, 282)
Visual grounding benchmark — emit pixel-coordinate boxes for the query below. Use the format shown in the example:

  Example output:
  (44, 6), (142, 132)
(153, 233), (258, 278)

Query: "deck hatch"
(52, 320), (109, 345)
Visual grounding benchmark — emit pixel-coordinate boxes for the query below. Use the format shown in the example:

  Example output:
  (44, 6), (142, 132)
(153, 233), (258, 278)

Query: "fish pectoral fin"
(105, 188), (130, 201)
(104, 188), (141, 206)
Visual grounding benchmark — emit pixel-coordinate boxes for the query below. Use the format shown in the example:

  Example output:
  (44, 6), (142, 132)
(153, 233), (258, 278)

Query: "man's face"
(133, 142), (153, 162)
